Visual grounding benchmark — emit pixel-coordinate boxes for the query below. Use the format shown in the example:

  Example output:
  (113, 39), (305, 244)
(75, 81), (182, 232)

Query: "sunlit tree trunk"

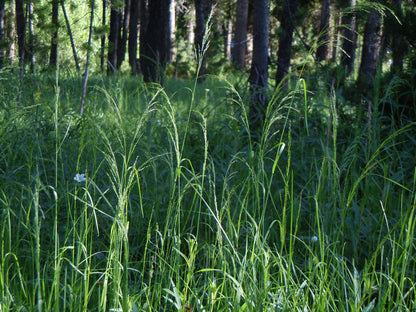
(316, 0), (331, 62)
(61, 2), (80, 72)
(340, 0), (357, 76)
(27, 2), (34, 73)
(232, 0), (248, 69)
(49, 0), (59, 69)
(248, 0), (269, 131)
(100, 0), (106, 72)
(275, 0), (298, 88)
(358, 8), (383, 86)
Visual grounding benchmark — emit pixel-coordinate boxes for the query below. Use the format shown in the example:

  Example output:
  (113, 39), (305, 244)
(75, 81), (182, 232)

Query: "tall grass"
(0, 65), (415, 311)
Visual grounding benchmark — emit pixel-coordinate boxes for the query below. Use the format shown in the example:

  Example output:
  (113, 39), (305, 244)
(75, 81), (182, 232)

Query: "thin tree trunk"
(391, 0), (407, 73)
(248, 0), (269, 131)
(223, 14), (232, 60)
(232, 0), (248, 69)
(80, 1), (95, 116)
(117, 0), (130, 69)
(316, 0), (331, 62)
(275, 0), (298, 88)
(49, 0), (59, 69)
(358, 8), (383, 86)
(128, 0), (139, 75)
(27, 3), (35, 73)
(61, 2), (80, 72)
(340, 0), (357, 75)
(100, 0), (106, 72)
(0, 1), (5, 69)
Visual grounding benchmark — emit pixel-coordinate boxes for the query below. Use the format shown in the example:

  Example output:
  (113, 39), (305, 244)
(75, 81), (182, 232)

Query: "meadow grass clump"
(0, 68), (415, 311)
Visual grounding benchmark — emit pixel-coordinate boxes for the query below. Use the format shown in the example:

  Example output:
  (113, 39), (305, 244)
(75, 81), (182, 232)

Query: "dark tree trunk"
(107, 5), (121, 74)
(117, 0), (130, 69)
(139, 0), (148, 75)
(100, 0), (106, 72)
(390, 0), (407, 73)
(358, 8), (383, 86)
(340, 0), (357, 75)
(248, 0), (269, 131)
(140, 0), (171, 83)
(15, 0), (26, 65)
(275, 0), (298, 88)
(128, 0), (139, 75)
(232, 0), (248, 69)
(49, 0), (59, 68)
(0, 1), (5, 68)
(194, 0), (212, 81)
(316, 0), (331, 62)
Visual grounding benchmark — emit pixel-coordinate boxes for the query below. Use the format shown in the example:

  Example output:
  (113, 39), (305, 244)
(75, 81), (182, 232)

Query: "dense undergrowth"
(0, 66), (415, 311)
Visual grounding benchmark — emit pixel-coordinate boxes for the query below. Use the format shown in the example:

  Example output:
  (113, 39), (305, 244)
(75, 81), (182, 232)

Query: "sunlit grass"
(0, 67), (415, 311)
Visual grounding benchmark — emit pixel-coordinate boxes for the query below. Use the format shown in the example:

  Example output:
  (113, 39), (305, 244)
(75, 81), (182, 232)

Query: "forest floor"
(0, 69), (415, 311)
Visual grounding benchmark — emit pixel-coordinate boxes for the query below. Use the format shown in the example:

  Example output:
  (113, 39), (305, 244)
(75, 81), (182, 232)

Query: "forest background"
(0, 0), (416, 311)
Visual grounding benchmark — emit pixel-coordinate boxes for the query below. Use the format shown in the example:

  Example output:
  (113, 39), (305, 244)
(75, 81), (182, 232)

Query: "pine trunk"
(248, 0), (269, 130)
(316, 0), (331, 62)
(275, 0), (298, 88)
(358, 8), (383, 86)
(340, 0), (357, 75)
(232, 0), (248, 69)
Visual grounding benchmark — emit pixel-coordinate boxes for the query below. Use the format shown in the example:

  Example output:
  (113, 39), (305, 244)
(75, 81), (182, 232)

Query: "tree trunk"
(358, 8), (383, 86)
(128, 0), (139, 75)
(117, 0), (130, 69)
(248, 0), (269, 131)
(223, 14), (232, 60)
(15, 0), (26, 65)
(340, 0), (357, 76)
(49, 0), (59, 69)
(140, 0), (171, 83)
(232, 0), (248, 69)
(27, 2), (35, 73)
(0, 1), (5, 68)
(61, 2), (80, 72)
(316, 0), (331, 62)
(390, 0), (407, 73)
(194, 0), (212, 81)
(107, 4), (121, 74)
(100, 0), (106, 72)
(275, 0), (298, 88)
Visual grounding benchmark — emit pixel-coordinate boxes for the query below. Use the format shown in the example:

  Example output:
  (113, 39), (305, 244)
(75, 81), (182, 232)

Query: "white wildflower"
(74, 173), (87, 183)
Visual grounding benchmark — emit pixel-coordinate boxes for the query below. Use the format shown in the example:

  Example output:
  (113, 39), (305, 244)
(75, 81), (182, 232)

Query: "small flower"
(74, 173), (87, 183)
(311, 236), (318, 243)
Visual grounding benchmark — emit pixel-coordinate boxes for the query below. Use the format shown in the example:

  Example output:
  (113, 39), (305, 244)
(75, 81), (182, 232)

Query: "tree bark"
(316, 0), (331, 62)
(128, 0), (139, 75)
(390, 0), (407, 73)
(140, 0), (171, 83)
(194, 0), (212, 81)
(27, 2), (35, 73)
(15, 0), (26, 65)
(358, 8), (383, 86)
(107, 4), (121, 74)
(275, 0), (298, 88)
(61, 2), (80, 72)
(340, 0), (357, 75)
(248, 0), (269, 130)
(49, 0), (59, 69)
(232, 0), (248, 69)
(0, 1), (5, 68)
(117, 0), (130, 69)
